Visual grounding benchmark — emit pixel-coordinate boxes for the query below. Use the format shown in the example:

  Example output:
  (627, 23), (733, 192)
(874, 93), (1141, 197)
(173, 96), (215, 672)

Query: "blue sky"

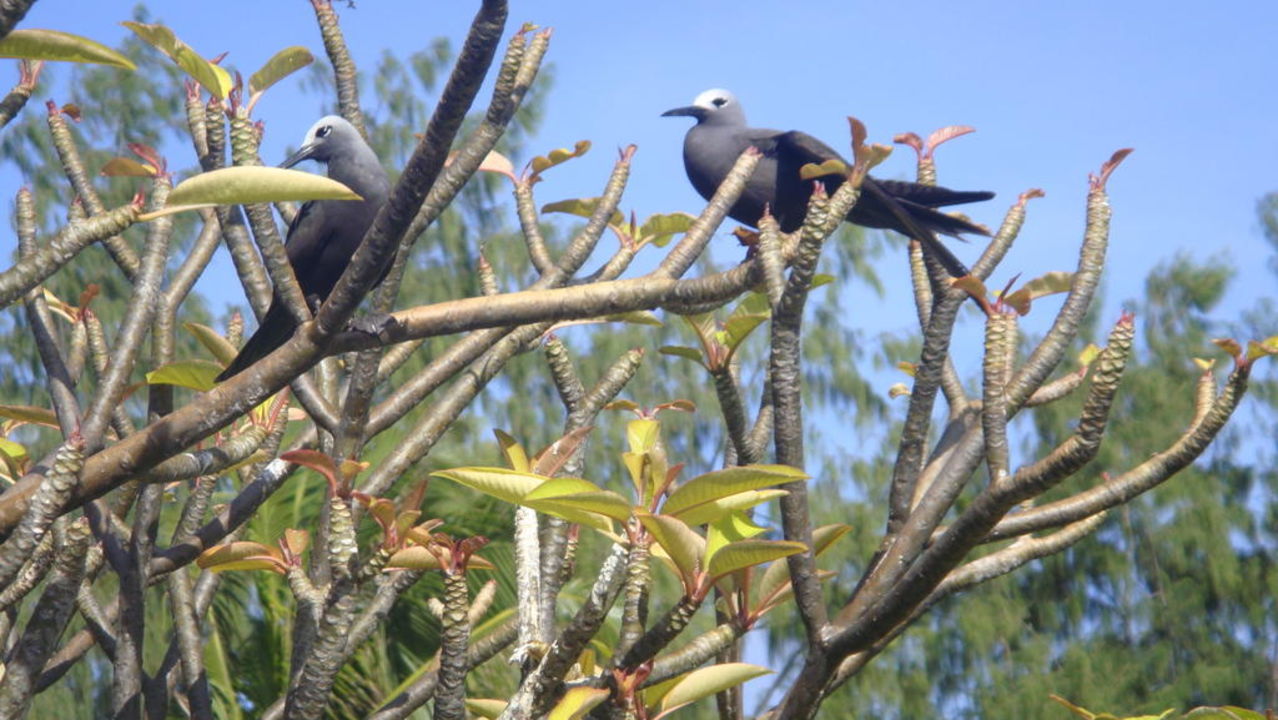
(4, 1), (1275, 334)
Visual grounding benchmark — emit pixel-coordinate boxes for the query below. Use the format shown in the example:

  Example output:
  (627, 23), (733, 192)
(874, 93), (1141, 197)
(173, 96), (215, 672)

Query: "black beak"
(661, 105), (704, 119)
(280, 142), (318, 169)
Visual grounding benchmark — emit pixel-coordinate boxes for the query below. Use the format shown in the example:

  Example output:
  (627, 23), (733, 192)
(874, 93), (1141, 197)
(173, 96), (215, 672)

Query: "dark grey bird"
(662, 89), (993, 277)
(216, 115), (390, 382)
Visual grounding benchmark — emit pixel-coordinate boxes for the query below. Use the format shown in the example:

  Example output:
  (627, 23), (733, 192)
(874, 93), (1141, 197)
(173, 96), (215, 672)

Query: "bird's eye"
(712, 97), (727, 107)
(316, 125), (332, 138)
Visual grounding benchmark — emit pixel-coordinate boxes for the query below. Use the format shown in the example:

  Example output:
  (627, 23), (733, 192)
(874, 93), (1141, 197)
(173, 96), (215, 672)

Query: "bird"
(216, 115), (391, 382)
(662, 88), (993, 278)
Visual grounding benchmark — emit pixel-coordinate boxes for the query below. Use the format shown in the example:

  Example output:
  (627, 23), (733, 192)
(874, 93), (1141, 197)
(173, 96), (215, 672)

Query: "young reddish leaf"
(1213, 338), (1243, 360)
(531, 425), (594, 477)
(281, 449), (341, 492)
(196, 541), (285, 574)
(952, 275), (987, 299)
(604, 399), (641, 414)
(474, 150), (517, 184)
(281, 528), (310, 557)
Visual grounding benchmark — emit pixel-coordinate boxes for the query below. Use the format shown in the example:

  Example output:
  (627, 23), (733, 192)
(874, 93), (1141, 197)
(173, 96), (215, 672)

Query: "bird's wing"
(766, 131), (849, 229)
(282, 199), (334, 294)
(871, 178), (994, 208)
(771, 130), (844, 166)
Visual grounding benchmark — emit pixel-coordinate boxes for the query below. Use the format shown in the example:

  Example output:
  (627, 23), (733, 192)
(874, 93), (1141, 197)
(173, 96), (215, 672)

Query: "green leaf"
(0, 404), (60, 428)
(540, 196), (624, 227)
(524, 478), (633, 522)
(601, 310), (663, 326)
(1003, 270), (1074, 314)
(0, 29), (136, 69)
(183, 322), (239, 364)
(121, 22), (231, 98)
(547, 686), (610, 720)
(799, 158), (849, 180)
(663, 464), (807, 520)
(0, 437), (28, 478)
(464, 699), (508, 719)
(722, 313), (768, 351)
(675, 488), (788, 527)
(1184, 709), (1261, 720)
(249, 46), (314, 95)
(659, 345), (704, 364)
(431, 467), (545, 506)
(626, 419), (660, 455)
(708, 539), (806, 583)
(530, 140), (591, 175)
(638, 211), (696, 247)
(161, 166), (361, 212)
(145, 360), (223, 391)
(638, 512), (705, 590)
(100, 157), (158, 177)
(658, 663), (772, 713)
(385, 545), (444, 571)
(493, 429), (530, 473)
(704, 511), (766, 569)
(1077, 343), (1102, 366)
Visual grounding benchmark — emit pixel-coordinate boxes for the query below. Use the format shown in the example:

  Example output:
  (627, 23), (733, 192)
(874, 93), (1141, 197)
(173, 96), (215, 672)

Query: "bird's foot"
(348, 312), (401, 342)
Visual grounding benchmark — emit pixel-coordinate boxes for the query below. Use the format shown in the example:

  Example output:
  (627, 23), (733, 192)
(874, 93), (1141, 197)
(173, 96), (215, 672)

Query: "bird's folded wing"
(871, 178), (994, 208)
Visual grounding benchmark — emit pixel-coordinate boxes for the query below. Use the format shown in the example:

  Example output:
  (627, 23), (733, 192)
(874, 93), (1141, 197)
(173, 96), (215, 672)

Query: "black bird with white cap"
(217, 115), (390, 382)
(662, 88), (993, 277)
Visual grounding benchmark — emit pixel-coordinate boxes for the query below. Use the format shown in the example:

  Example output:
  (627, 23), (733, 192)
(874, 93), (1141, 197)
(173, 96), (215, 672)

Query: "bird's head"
(281, 115), (364, 168)
(661, 88), (745, 126)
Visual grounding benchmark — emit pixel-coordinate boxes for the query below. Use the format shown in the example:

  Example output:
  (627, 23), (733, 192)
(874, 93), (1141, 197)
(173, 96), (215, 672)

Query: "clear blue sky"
(4, 0), (1275, 333)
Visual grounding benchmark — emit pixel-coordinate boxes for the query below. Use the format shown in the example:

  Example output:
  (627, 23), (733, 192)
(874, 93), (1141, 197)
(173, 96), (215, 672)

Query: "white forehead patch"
(305, 115), (349, 143)
(692, 88), (736, 110)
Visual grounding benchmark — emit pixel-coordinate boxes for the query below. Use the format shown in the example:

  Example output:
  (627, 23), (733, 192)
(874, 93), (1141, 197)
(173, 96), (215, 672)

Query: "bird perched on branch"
(216, 115), (390, 382)
(662, 88), (993, 277)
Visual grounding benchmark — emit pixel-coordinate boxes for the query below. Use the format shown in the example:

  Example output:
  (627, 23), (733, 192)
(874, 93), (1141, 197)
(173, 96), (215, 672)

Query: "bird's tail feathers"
(906, 202), (992, 238)
(214, 299), (300, 383)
